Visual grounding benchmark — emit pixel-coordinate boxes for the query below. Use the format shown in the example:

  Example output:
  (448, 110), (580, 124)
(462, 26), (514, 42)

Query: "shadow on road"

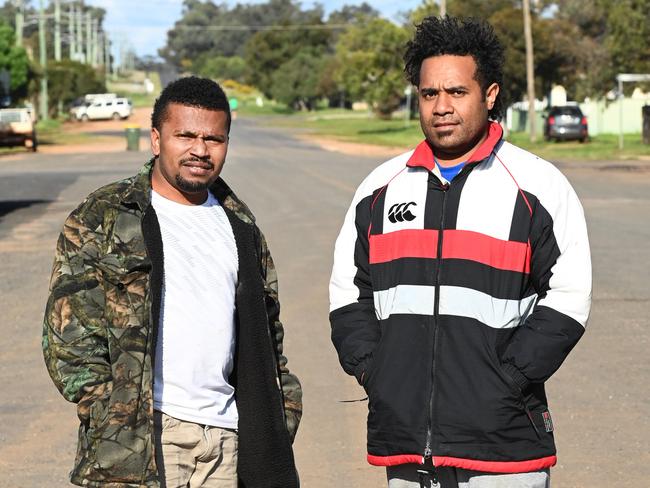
(0, 199), (51, 220)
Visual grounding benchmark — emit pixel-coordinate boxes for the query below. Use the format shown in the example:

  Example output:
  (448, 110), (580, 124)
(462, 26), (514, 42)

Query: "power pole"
(76, 5), (83, 63)
(93, 18), (99, 66)
(69, 4), (76, 59)
(103, 33), (111, 79)
(54, 0), (61, 61)
(86, 11), (92, 66)
(523, 0), (536, 142)
(440, 0), (447, 16)
(38, 0), (48, 120)
(14, 0), (24, 47)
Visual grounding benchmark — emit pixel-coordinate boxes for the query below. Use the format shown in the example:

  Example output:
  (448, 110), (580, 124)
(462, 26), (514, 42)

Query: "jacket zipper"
(424, 179), (449, 462)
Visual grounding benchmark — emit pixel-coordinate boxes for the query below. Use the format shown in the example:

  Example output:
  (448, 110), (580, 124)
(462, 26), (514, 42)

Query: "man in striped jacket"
(329, 16), (591, 488)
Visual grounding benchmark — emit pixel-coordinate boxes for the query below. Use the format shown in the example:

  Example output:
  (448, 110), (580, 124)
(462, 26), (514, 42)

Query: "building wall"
(509, 97), (650, 136)
(580, 98), (650, 135)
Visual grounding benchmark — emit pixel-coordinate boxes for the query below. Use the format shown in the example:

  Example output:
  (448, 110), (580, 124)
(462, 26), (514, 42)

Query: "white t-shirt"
(151, 190), (239, 429)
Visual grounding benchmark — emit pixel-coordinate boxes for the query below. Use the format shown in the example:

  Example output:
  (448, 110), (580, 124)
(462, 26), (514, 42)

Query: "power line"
(171, 23), (353, 32)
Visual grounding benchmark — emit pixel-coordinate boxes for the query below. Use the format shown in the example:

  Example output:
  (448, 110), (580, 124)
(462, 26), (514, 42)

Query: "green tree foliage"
(408, 0), (518, 26)
(606, 0), (650, 76)
(159, 0), (650, 111)
(334, 19), (409, 118)
(489, 7), (576, 106)
(197, 55), (246, 82)
(243, 8), (331, 100)
(537, 0), (649, 98)
(269, 49), (330, 109)
(47, 59), (105, 116)
(0, 20), (31, 101)
(160, 0), (317, 71)
(329, 3), (378, 24)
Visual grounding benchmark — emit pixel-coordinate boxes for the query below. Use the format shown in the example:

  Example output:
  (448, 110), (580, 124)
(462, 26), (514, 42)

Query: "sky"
(85, 0), (425, 60)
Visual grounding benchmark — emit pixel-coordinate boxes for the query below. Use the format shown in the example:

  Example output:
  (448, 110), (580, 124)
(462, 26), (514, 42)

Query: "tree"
(47, 59), (105, 116)
(243, 8), (331, 99)
(159, 0), (223, 68)
(327, 3), (379, 25)
(160, 0), (319, 71)
(197, 55), (246, 82)
(0, 20), (31, 101)
(334, 19), (409, 118)
(522, 0), (536, 141)
(606, 0), (650, 78)
(269, 49), (329, 109)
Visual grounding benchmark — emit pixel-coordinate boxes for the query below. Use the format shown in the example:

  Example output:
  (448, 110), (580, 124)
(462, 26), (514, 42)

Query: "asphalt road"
(0, 118), (648, 487)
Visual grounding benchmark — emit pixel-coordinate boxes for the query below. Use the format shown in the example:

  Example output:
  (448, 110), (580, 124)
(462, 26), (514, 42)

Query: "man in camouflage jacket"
(43, 78), (301, 487)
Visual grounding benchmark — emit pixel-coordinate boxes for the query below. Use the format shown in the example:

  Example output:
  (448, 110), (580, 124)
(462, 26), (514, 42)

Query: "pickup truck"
(0, 108), (37, 151)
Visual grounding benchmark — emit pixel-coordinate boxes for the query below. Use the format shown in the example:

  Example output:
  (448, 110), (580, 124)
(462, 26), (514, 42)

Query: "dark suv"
(544, 106), (588, 142)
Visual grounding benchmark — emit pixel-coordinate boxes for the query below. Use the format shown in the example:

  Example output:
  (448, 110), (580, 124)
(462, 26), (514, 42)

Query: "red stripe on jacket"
(367, 453), (556, 473)
(369, 228), (530, 273)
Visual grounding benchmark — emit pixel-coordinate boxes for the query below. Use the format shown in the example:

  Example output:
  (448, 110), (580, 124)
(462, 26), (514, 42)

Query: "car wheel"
(81, 114), (89, 122)
(112, 112), (121, 120)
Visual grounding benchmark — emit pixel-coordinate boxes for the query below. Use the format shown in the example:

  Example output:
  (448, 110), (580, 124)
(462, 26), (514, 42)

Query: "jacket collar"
(121, 159), (154, 211)
(406, 121), (503, 171)
(120, 158), (255, 223)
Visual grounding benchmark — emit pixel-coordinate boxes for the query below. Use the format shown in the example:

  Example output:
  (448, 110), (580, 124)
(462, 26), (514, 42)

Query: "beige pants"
(154, 411), (238, 488)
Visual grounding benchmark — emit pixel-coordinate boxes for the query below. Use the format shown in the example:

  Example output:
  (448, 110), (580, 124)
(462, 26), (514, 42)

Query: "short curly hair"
(151, 76), (231, 132)
(404, 16), (505, 120)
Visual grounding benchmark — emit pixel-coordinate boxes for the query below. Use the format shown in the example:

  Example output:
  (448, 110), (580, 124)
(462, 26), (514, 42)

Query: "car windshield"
(550, 107), (582, 116)
(0, 111), (23, 123)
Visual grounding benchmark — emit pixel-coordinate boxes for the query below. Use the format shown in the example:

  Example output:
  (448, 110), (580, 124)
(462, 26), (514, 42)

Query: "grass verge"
(32, 118), (116, 147)
(265, 110), (650, 161)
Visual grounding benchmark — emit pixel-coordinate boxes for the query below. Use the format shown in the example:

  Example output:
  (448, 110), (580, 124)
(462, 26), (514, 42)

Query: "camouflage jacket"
(43, 160), (302, 487)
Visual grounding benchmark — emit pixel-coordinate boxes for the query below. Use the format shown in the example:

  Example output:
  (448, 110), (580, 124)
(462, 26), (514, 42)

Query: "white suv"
(74, 98), (132, 121)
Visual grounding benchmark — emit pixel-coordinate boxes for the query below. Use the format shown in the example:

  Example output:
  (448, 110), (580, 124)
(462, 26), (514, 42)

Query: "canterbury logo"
(388, 202), (417, 223)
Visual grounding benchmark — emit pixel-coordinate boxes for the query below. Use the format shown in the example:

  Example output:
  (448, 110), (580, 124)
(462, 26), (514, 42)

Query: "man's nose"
(433, 93), (453, 116)
(189, 137), (209, 157)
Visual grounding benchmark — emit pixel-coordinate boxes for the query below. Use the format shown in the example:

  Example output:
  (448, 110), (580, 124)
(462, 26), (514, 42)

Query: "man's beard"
(175, 156), (214, 193)
(175, 174), (210, 193)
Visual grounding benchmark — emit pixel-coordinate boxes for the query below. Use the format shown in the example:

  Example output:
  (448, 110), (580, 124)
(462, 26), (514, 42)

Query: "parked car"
(0, 108), (37, 151)
(73, 97), (132, 121)
(544, 105), (589, 142)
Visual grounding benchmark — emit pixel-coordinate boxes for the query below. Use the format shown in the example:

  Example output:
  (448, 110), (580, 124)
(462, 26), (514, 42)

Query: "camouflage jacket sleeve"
(256, 228), (303, 443)
(42, 204), (112, 421)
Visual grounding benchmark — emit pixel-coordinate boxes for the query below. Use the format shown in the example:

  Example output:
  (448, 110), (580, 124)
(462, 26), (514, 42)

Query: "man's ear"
(486, 83), (500, 110)
(151, 127), (161, 157)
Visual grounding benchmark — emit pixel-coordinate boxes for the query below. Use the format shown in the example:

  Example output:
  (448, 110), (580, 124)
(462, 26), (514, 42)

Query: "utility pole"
(54, 0), (61, 61)
(103, 33), (111, 79)
(86, 11), (92, 66)
(69, 4), (76, 60)
(14, 0), (24, 47)
(76, 5), (83, 63)
(38, 0), (48, 120)
(440, 0), (447, 16)
(523, 0), (536, 142)
(92, 18), (99, 66)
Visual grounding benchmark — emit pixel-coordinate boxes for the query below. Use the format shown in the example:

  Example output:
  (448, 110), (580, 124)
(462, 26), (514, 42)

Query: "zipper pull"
(523, 400), (542, 438)
(417, 455), (439, 488)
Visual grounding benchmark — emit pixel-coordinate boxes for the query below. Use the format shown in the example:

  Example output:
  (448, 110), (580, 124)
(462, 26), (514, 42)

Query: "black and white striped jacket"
(329, 122), (591, 473)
